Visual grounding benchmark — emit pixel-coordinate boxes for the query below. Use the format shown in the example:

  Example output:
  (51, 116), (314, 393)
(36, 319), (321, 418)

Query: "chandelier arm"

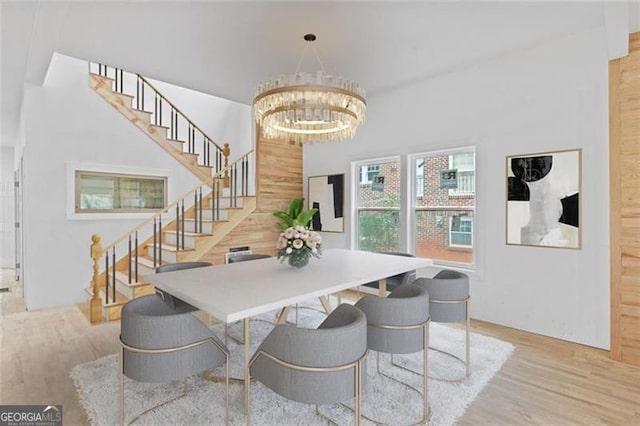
(309, 44), (328, 74)
(294, 44), (311, 74)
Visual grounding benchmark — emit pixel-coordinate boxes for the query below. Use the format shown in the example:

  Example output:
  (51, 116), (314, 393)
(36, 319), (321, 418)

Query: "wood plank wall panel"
(200, 133), (303, 265)
(610, 32), (640, 365)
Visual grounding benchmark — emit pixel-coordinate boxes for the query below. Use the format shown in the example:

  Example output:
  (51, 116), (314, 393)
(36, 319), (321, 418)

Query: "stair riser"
(164, 233), (198, 249)
(131, 262), (155, 276)
(183, 221), (213, 234)
(204, 198), (243, 209)
(145, 247), (191, 264)
(199, 209), (229, 221)
(115, 280), (154, 299)
(103, 305), (122, 321)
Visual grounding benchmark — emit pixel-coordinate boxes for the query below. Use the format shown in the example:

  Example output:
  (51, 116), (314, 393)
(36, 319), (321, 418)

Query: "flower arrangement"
(276, 225), (322, 268)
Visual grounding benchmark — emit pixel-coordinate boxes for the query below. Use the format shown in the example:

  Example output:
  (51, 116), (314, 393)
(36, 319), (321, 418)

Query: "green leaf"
(288, 198), (304, 219)
(296, 209), (318, 227)
(273, 211), (293, 227)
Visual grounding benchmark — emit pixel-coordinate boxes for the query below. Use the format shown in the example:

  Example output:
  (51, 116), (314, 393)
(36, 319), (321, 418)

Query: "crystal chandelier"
(253, 34), (366, 144)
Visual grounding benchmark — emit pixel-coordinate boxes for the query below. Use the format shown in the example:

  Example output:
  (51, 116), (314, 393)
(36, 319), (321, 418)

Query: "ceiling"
(1, 1), (637, 149)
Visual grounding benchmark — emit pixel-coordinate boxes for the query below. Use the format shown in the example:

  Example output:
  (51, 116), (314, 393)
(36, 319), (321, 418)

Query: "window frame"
(74, 170), (167, 214)
(350, 156), (402, 252)
(408, 146), (476, 269)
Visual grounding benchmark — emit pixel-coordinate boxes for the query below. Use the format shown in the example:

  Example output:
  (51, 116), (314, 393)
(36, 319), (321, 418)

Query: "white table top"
(145, 248), (433, 323)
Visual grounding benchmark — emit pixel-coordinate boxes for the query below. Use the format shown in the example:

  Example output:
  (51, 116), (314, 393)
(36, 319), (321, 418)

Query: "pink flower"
(292, 239), (304, 249)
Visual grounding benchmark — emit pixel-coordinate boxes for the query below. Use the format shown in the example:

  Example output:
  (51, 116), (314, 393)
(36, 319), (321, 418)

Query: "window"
(359, 164), (380, 185)
(75, 171), (167, 213)
(411, 148), (475, 266)
(449, 215), (473, 247)
(354, 159), (400, 253)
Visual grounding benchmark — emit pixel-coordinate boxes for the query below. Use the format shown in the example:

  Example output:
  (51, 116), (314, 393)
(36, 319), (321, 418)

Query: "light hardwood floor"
(1, 276), (638, 425)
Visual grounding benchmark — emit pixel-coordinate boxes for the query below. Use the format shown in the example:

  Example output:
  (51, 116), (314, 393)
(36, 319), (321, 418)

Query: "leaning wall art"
(308, 174), (345, 233)
(506, 149), (581, 249)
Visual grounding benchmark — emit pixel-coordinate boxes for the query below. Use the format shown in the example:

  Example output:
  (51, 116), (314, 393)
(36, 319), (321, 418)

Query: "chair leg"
(119, 346), (125, 426)
(466, 300), (471, 377)
(355, 358), (362, 426)
(423, 322), (430, 423)
(225, 354), (230, 425)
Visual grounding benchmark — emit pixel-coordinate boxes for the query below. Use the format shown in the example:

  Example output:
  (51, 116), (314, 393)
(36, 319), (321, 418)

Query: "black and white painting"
(506, 149), (581, 249)
(308, 174), (344, 233)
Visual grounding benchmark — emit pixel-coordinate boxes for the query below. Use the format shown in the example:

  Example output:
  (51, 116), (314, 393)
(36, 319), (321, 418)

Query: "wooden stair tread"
(145, 243), (195, 253)
(86, 287), (127, 307)
(114, 271), (152, 287)
(148, 123), (171, 130)
(166, 137), (185, 143)
(136, 257), (158, 269)
(184, 217), (229, 225)
(163, 230), (212, 237)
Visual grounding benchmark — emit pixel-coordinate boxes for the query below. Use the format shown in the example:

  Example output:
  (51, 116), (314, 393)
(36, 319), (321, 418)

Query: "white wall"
(20, 54), (249, 310)
(0, 147), (15, 268)
(149, 78), (252, 157)
(304, 27), (610, 349)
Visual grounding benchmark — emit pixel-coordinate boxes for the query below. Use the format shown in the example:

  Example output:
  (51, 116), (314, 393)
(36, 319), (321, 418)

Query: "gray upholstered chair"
(363, 252), (417, 293)
(354, 284), (430, 424)
(413, 269), (471, 380)
(154, 261), (212, 313)
(227, 253), (272, 263)
(119, 294), (229, 425)
(249, 303), (368, 425)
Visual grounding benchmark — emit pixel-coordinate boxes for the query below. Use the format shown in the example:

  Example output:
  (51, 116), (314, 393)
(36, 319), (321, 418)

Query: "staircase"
(86, 63), (256, 322)
(89, 65), (229, 183)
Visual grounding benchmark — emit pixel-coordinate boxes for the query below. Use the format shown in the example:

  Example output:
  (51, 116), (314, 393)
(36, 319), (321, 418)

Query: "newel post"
(223, 142), (231, 188)
(90, 234), (103, 324)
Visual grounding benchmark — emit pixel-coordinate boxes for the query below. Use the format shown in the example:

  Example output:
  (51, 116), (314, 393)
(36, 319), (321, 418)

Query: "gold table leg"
(318, 296), (332, 314)
(276, 306), (292, 324)
(378, 278), (387, 297)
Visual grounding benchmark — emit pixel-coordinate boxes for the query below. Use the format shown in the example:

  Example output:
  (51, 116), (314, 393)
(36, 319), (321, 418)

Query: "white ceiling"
(1, 1), (637, 148)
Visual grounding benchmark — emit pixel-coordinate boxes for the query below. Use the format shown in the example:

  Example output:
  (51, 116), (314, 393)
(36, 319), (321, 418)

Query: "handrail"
(89, 63), (228, 171)
(101, 150), (253, 253)
(215, 149), (255, 178)
(101, 179), (216, 253)
(136, 74), (223, 152)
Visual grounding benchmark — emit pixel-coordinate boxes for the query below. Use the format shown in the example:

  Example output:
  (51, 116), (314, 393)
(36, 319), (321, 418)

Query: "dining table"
(144, 248), (433, 421)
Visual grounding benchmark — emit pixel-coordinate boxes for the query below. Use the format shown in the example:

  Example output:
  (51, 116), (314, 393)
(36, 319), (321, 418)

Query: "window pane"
(450, 152), (475, 170)
(415, 210), (474, 263)
(358, 159), (400, 208)
(414, 152), (475, 207)
(76, 171), (166, 212)
(413, 148), (475, 266)
(358, 210), (400, 252)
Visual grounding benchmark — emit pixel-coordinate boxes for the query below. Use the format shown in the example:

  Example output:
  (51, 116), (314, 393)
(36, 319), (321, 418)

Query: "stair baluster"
(128, 235), (132, 284)
(181, 200), (185, 250)
(153, 218), (157, 268)
(104, 250), (109, 305)
(199, 188), (203, 234)
(158, 215), (163, 265)
(111, 248), (116, 304)
(135, 231), (139, 282)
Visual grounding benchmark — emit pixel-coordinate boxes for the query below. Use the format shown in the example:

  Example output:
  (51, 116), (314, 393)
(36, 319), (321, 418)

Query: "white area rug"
(71, 303), (513, 425)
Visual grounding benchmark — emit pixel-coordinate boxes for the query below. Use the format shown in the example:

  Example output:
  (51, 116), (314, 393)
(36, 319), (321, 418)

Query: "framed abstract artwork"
(308, 174), (345, 233)
(506, 148), (581, 249)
